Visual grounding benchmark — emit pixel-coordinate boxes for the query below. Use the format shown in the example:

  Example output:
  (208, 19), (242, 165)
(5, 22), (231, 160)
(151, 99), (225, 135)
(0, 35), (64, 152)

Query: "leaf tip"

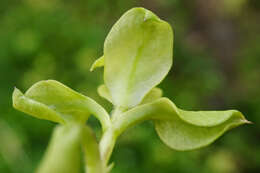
(90, 55), (104, 72)
(242, 119), (253, 124)
(235, 111), (251, 125)
(106, 162), (114, 172)
(90, 64), (95, 72)
(12, 87), (23, 109)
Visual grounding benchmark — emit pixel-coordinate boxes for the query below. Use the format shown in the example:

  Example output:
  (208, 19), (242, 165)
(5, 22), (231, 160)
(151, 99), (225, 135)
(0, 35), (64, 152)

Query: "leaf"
(113, 98), (249, 151)
(140, 87), (162, 104)
(97, 85), (112, 103)
(36, 124), (82, 173)
(13, 80), (110, 131)
(90, 55), (104, 71)
(103, 7), (173, 108)
(155, 111), (247, 151)
(13, 87), (65, 124)
(97, 84), (162, 105)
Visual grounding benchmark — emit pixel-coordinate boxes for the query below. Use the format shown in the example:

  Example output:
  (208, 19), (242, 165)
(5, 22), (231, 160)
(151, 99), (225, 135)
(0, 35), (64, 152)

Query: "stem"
(99, 128), (117, 167)
(81, 126), (104, 173)
(99, 107), (126, 171)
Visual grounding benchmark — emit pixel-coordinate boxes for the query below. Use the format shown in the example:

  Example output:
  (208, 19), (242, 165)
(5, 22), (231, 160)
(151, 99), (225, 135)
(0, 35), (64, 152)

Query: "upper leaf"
(13, 80), (110, 131)
(112, 98), (249, 151)
(103, 7), (173, 108)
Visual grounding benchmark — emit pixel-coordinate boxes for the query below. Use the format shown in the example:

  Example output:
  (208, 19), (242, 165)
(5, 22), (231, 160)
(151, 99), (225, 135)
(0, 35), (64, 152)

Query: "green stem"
(81, 126), (104, 173)
(99, 128), (117, 168)
(99, 107), (126, 171)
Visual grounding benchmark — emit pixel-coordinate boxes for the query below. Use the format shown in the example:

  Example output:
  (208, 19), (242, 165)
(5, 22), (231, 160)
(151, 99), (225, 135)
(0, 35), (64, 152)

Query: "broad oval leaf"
(36, 124), (82, 173)
(103, 7), (173, 108)
(13, 80), (110, 131)
(97, 84), (162, 105)
(113, 98), (248, 151)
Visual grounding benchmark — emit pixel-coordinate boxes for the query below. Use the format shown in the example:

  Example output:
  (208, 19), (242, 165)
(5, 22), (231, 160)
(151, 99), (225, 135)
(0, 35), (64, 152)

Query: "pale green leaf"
(113, 98), (248, 151)
(140, 87), (162, 104)
(155, 110), (247, 151)
(98, 84), (162, 106)
(36, 124), (82, 173)
(103, 7), (173, 108)
(97, 85), (112, 103)
(90, 55), (104, 71)
(13, 80), (110, 131)
(13, 87), (65, 124)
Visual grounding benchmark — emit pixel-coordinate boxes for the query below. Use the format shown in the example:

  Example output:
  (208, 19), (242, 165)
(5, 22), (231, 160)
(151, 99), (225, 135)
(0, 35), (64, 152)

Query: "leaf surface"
(113, 98), (248, 150)
(13, 80), (110, 130)
(103, 7), (173, 108)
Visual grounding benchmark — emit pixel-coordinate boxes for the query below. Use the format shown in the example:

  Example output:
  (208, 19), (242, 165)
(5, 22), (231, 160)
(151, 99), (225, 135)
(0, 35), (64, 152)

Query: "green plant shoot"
(12, 7), (249, 173)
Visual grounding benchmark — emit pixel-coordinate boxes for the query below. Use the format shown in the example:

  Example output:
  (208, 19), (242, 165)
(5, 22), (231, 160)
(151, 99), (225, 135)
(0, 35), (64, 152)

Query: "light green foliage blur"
(0, 0), (259, 173)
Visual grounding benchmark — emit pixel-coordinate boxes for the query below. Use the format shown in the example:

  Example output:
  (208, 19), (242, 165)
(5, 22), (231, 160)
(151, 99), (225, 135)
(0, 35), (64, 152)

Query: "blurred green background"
(0, 0), (259, 172)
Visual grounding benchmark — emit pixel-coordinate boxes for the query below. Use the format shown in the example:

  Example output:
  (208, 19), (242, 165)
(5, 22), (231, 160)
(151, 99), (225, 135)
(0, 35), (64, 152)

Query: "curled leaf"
(13, 80), (110, 131)
(103, 7), (173, 108)
(13, 87), (65, 124)
(155, 110), (247, 151)
(113, 98), (248, 151)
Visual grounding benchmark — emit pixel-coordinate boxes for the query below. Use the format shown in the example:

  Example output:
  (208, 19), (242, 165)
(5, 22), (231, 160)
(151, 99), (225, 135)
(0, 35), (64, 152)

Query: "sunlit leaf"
(103, 7), (173, 108)
(155, 110), (247, 151)
(113, 98), (248, 151)
(13, 87), (65, 124)
(13, 80), (110, 130)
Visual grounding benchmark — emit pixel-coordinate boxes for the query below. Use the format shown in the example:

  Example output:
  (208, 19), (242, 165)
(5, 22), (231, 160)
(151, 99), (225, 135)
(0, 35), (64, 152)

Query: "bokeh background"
(0, 0), (259, 172)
